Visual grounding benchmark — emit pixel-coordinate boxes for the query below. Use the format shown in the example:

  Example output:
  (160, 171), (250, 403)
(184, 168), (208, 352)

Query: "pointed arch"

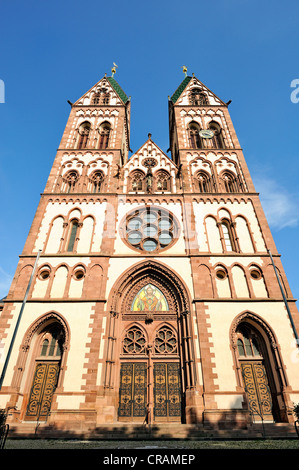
(109, 259), (191, 315)
(230, 311), (290, 423)
(105, 260), (196, 422)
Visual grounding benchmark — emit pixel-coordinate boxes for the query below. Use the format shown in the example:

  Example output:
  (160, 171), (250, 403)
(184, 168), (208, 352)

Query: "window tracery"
(154, 327), (177, 354)
(123, 207), (178, 253)
(236, 325), (262, 358)
(123, 327), (146, 354)
(89, 170), (104, 193)
(189, 88), (208, 106)
(221, 171), (241, 193)
(92, 89), (110, 105)
(63, 170), (80, 193)
(39, 327), (64, 359)
(155, 170), (171, 192)
(130, 170), (145, 192)
(194, 171), (212, 192)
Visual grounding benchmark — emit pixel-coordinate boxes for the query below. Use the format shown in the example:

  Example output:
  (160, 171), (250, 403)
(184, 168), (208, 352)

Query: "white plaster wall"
(34, 201), (107, 253)
(193, 200), (266, 253)
(205, 301), (299, 392)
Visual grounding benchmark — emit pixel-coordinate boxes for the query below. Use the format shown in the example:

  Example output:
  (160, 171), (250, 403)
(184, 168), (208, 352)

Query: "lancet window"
(188, 122), (202, 149)
(155, 170), (171, 191)
(63, 170), (79, 193)
(221, 171), (241, 193)
(89, 170), (104, 193)
(208, 121), (224, 149)
(77, 122), (91, 149)
(195, 171), (213, 192)
(98, 122), (111, 149)
(130, 170), (145, 192)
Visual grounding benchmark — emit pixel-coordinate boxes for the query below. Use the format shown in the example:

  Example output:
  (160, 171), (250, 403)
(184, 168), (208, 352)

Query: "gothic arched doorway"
(105, 261), (195, 424)
(25, 324), (64, 421)
(232, 313), (288, 423)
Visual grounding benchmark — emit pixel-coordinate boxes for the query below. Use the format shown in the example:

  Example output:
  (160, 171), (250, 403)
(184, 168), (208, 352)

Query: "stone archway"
(104, 260), (196, 424)
(10, 312), (70, 422)
(231, 312), (290, 423)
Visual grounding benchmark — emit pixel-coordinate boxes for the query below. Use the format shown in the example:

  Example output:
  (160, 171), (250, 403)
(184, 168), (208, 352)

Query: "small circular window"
(122, 207), (179, 253)
(250, 268), (262, 280)
(73, 266), (85, 280)
(38, 266), (51, 280)
(216, 268), (227, 280)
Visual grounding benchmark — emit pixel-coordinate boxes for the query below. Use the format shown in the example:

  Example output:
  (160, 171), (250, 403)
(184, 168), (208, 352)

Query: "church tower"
(0, 69), (298, 436)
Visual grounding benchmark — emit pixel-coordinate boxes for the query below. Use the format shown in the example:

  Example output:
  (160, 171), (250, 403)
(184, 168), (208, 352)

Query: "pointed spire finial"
(181, 65), (188, 77)
(111, 62), (118, 77)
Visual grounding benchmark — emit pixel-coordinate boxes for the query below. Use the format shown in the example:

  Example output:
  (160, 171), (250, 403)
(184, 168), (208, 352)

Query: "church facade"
(1, 71), (299, 434)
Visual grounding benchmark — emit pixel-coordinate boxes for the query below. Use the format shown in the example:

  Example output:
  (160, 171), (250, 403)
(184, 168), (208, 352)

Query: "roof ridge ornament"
(181, 65), (188, 77)
(111, 62), (118, 77)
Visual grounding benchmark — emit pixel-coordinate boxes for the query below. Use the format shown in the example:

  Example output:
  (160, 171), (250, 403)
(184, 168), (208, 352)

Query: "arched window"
(67, 219), (79, 252)
(89, 170), (104, 193)
(195, 171), (212, 192)
(64, 170), (79, 193)
(154, 327), (177, 354)
(208, 121), (224, 149)
(77, 122), (91, 149)
(130, 170), (145, 192)
(221, 219), (236, 252)
(123, 327), (146, 354)
(92, 90), (110, 105)
(131, 284), (169, 311)
(155, 170), (170, 192)
(40, 327), (64, 358)
(221, 171), (240, 193)
(236, 325), (262, 358)
(189, 88), (208, 106)
(188, 122), (202, 149)
(98, 122), (111, 149)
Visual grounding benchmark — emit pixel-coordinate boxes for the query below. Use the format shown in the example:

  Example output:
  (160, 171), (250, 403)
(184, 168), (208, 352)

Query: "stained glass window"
(131, 284), (169, 311)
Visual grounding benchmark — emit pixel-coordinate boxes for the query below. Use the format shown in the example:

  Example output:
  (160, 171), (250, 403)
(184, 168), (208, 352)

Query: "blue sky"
(0, 0), (298, 300)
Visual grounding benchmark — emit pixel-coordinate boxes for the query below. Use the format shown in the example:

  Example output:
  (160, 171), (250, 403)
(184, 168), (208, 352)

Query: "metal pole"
(267, 249), (299, 342)
(0, 250), (42, 390)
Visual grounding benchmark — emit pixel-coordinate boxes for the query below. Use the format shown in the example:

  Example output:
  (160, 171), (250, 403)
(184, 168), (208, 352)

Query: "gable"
(125, 137), (177, 174)
(74, 76), (129, 106)
(171, 75), (226, 106)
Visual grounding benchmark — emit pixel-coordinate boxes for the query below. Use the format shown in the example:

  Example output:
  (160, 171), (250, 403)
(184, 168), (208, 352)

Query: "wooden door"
(153, 362), (181, 421)
(25, 362), (60, 421)
(118, 362), (147, 420)
(241, 361), (273, 421)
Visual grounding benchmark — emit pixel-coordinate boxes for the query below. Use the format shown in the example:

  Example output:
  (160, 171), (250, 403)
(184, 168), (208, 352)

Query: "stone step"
(7, 422), (298, 440)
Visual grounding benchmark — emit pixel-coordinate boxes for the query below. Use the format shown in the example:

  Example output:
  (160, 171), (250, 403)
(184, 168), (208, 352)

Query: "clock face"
(199, 129), (214, 139)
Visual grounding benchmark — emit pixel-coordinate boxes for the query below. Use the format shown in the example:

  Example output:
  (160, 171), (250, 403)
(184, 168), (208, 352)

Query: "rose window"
(154, 327), (177, 354)
(123, 327), (146, 354)
(123, 207), (178, 253)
